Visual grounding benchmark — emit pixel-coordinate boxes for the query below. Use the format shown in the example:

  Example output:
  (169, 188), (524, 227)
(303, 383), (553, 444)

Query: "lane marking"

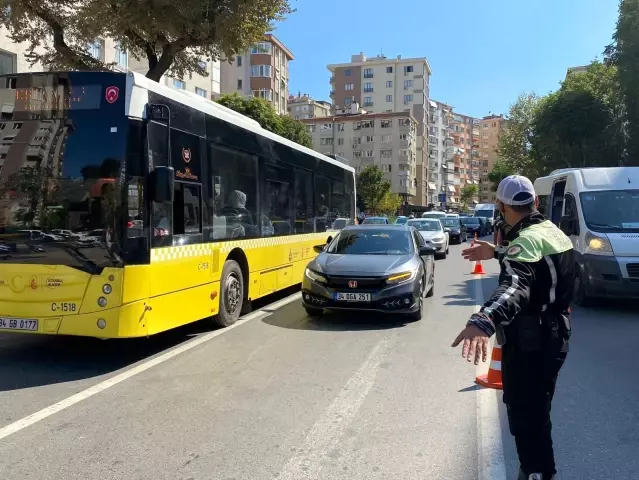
(277, 338), (388, 480)
(0, 292), (302, 442)
(473, 275), (507, 480)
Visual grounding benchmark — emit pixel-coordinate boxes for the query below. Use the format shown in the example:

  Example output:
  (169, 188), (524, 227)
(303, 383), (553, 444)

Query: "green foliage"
(0, 0), (291, 81)
(459, 184), (479, 209)
(215, 93), (312, 147)
(356, 165), (392, 214)
(378, 191), (402, 216)
(487, 160), (515, 192)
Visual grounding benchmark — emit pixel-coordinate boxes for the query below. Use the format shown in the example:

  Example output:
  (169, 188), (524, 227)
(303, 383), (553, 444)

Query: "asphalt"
(0, 238), (637, 480)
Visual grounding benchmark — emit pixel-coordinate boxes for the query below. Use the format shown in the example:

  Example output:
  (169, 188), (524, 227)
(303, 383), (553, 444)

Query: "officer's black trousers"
(502, 342), (567, 477)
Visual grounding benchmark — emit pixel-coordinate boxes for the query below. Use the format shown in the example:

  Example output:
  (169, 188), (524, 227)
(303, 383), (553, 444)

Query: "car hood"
(312, 253), (414, 276)
(447, 228), (461, 234)
(419, 231), (445, 240)
(464, 224), (480, 229)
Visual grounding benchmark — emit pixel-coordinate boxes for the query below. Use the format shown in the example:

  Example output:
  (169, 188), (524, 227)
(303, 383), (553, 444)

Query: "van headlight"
(585, 231), (613, 256)
(386, 270), (417, 285)
(305, 268), (327, 284)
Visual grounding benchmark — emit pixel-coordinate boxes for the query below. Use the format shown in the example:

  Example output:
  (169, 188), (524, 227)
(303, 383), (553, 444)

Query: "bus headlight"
(585, 231), (613, 256)
(97, 318), (107, 329)
(102, 284), (112, 294)
(97, 297), (108, 307)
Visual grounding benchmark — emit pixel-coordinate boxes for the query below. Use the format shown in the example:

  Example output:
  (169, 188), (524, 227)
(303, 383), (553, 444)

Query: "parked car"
(440, 217), (468, 244)
(394, 216), (409, 225)
(459, 216), (483, 238)
(327, 218), (352, 233)
(302, 225), (436, 320)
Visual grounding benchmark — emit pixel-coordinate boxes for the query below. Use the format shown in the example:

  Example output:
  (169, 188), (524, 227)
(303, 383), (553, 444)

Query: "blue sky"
(274, 0), (619, 118)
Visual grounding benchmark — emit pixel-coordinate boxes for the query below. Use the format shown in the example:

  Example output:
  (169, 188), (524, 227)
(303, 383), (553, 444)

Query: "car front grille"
(627, 264), (639, 278)
(325, 275), (387, 291)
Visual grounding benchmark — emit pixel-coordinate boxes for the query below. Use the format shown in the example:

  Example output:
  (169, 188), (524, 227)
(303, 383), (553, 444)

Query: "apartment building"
(327, 53), (432, 205)
(444, 112), (480, 209)
(478, 114), (505, 203)
(287, 93), (331, 120)
(426, 100), (454, 206)
(301, 108), (418, 202)
(220, 34), (293, 115)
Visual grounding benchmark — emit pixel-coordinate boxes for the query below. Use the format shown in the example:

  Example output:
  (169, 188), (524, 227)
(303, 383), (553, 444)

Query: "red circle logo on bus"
(105, 86), (119, 104)
(182, 147), (191, 163)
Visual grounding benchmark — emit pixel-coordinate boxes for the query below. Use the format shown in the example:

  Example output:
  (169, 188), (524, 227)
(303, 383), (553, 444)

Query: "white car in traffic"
(407, 218), (449, 259)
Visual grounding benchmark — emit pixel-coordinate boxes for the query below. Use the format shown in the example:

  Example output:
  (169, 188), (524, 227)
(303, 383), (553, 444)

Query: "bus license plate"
(0, 317), (38, 331)
(335, 292), (371, 302)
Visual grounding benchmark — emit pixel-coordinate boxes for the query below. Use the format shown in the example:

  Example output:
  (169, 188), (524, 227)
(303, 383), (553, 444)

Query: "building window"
(237, 78), (243, 90)
(252, 89), (273, 101)
(362, 150), (374, 158)
(344, 98), (352, 106)
(363, 97), (373, 106)
(381, 150), (392, 159)
(251, 42), (272, 54)
(364, 135), (374, 143)
(386, 66), (393, 73)
(386, 95), (392, 102)
(386, 80), (393, 88)
(404, 79), (413, 89)
(352, 136), (361, 144)
(251, 64), (272, 77)
(399, 133), (408, 141)
(344, 69), (352, 77)
(382, 164), (391, 173)
(345, 83), (354, 91)
(173, 78), (186, 90)
(237, 56), (242, 66)
(307, 124), (316, 133)
(381, 120), (392, 128)
(364, 68), (374, 79)
(320, 138), (333, 145)
(114, 42), (128, 68)
(363, 82), (373, 93)
(195, 87), (207, 97)
(403, 94), (413, 103)
(381, 134), (392, 143)
(87, 39), (104, 61)
(338, 138), (344, 145)
(0, 50), (17, 75)
(403, 65), (414, 75)
(337, 124), (345, 131)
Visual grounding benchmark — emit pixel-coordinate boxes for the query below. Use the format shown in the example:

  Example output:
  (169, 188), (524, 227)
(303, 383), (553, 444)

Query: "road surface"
(0, 240), (637, 479)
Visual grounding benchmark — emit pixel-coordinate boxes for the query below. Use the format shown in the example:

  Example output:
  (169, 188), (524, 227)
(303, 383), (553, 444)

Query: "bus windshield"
(580, 190), (639, 232)
(0, 72), (135, 271)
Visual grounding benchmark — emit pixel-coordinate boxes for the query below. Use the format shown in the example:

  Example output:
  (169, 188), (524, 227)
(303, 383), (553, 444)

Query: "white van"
(474, 203), (497, 225)
(533, 167), (639, 305)
(422, 211), (447, 219)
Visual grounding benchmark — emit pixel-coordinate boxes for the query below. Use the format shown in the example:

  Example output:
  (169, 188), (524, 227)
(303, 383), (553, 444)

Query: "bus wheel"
(214, 260), (244, 327)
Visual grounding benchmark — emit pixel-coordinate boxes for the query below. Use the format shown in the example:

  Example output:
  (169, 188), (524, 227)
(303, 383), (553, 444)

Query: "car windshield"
(362, 217), (387, 224)
(331, 219), (348, 229)
(580, 190), (639, 232)
(460, 217), (480, 225)
(475, 209), (494, 218)
(441, 218), (460, 227)
(408, 220), (442, 231)
(327, 229), (412, 255)
(395, 217), (408, 224)
(422, 213), (446, 219)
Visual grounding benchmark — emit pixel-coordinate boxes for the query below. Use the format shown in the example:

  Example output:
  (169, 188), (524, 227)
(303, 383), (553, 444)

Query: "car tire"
(304, 306), (324, 317)
(213, 260), (244, 328)
(446, 242), (449, 254)
(426, 274), (435, 298)
(409, 289), (424, 321)
(573, 266), (593, 307)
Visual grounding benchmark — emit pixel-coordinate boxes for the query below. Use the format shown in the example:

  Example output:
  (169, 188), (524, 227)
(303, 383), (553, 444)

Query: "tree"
(216, 93), (312, 147)
(356, 165), (392, 214)
(487, 159), (515, 192)
(459, 184), (479, 210)
(377, 191), (402, 216)
(0, 0), (291, 81)
(497, 92), (544, 179)
(605, 0), (639, 163)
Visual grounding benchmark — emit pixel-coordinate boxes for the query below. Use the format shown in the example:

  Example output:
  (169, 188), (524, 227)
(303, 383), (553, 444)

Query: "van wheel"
(213, 260), (244, 327)
(573, 267), (592, 307)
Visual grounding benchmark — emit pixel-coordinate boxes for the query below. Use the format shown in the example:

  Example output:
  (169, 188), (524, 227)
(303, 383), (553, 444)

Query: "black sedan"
(302, 225), (436, 321)
(460, 216), (483, 238)
(440, 217), (468, 244)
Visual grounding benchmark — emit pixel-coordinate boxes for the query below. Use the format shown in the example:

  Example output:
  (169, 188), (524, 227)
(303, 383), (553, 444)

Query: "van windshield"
(580, 190), (639, 233)
(475, 209), (494, 218)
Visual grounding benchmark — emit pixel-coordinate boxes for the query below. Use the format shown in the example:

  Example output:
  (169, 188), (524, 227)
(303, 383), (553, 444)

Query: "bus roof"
(127, 72), (355, 174)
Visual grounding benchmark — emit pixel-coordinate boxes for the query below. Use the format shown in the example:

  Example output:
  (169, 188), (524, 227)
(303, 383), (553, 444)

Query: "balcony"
(329, 77), (335, 83)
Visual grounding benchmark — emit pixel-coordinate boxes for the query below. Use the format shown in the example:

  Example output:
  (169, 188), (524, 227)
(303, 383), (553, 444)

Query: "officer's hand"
(461, 239), (495, 262)
(451, 325), (490, 365)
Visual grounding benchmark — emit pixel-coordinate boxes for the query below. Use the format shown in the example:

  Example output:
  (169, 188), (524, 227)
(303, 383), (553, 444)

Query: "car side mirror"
(149, 166), (174, 203)
(326, 236), (333, 244)
(444, 228), (451, 233)
(313, 244), (325, 254)
(419, 246), (436, 256)
(559, 215), (578, 236)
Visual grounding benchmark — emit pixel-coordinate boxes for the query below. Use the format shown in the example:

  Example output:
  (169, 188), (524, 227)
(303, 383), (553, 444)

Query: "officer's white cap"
(496, 175), (536, 206)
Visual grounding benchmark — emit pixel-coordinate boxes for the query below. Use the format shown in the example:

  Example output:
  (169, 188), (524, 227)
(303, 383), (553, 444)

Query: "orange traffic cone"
(475, 344), (503, 390)
(472, 260), (486, 275)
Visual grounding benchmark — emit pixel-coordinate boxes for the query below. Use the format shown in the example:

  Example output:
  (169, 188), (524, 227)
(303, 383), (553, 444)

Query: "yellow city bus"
(0, 71), (355, 338)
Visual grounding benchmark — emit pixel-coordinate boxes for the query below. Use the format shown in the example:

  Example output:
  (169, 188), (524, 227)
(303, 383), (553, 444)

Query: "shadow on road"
(443, 274), (499, 307)
(0, 286), (300, 393)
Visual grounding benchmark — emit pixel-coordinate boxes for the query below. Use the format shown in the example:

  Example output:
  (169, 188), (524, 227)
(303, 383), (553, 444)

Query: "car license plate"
(0, 317), (38, 331)
(335, 292), (371, 302)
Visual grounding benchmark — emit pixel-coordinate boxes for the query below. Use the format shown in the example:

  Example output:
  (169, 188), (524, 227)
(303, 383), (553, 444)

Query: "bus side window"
(172, 182), (202, 236)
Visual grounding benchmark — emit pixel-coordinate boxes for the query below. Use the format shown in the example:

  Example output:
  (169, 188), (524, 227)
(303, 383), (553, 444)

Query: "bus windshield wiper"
(62, 245), (101, 273)
(588, 223), (623, 230)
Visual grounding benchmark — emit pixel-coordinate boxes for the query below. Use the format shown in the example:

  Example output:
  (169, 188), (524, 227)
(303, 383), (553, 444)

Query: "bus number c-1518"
(51, 303), (77, 312)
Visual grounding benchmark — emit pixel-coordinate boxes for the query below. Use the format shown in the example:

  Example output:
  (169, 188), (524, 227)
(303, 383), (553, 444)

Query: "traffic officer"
(452, 175), (574, 480)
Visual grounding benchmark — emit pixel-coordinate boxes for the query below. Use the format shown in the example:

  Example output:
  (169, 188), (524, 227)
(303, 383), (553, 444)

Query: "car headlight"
(585, 231), (613, 256)
(386, 270), (417, 285)
(305, 268), (327, 284)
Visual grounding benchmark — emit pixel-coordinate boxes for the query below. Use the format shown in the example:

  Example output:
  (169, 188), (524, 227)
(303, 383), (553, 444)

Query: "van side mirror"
(559, 215), (578, 236)
(149, 166), (175, 203)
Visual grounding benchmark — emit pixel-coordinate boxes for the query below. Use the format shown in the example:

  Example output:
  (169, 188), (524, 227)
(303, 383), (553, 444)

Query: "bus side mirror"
(559, 215), (578, 236)
(150, 166), (175, 203)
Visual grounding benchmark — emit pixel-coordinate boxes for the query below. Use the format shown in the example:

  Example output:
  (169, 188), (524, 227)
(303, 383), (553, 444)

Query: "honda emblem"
(348, 280), (358, 288)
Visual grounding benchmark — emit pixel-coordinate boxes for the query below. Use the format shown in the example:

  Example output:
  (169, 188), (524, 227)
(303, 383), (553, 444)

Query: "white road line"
(277, 338), (388, 480)
(0, 292), (302, 442)
(473, 275), (507, 480)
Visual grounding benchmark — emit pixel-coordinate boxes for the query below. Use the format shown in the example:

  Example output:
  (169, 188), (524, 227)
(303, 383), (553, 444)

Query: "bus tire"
(214, 260), (244, 327)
